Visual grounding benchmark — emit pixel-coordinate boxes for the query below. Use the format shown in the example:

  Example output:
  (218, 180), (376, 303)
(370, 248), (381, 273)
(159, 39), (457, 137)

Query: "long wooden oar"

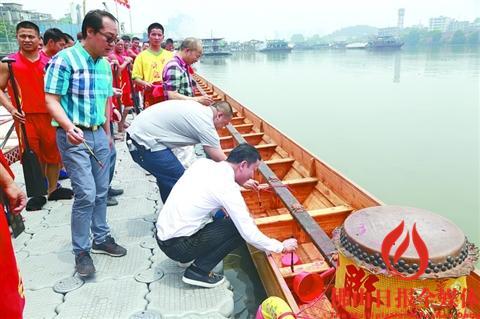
(2, 57), (46, 198)
(112, 63), (123, 109)
(126, 63), (141, 114)
(0, 190), (25, 238)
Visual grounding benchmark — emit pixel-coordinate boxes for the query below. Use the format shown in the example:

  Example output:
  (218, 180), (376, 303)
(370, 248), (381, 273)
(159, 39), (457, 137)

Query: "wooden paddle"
(2, 57), (47, 198)
(126, 63), (141, 114)
(112, 63), (123, 108)
(0, 191), (25, 238)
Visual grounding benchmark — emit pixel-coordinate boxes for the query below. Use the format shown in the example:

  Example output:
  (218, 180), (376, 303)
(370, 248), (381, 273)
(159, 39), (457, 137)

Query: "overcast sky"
(13, 0), (480, 40)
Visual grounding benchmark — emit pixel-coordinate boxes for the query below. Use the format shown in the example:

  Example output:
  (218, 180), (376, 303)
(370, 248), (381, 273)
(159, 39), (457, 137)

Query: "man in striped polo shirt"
(45, 10), (127, 277)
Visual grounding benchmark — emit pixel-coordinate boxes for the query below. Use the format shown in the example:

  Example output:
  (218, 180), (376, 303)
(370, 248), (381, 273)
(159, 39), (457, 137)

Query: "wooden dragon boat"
(2, 74), (478, 318)
(193, 74), (480, 318)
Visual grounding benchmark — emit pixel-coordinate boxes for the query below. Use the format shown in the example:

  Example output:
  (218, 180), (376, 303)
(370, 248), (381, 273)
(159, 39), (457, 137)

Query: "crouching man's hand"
(282, 238), (298, 253)
(243, 178), (260, 191)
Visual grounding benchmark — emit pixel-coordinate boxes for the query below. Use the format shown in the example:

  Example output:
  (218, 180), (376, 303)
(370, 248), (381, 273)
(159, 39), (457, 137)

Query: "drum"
(333, 206), (478, 319)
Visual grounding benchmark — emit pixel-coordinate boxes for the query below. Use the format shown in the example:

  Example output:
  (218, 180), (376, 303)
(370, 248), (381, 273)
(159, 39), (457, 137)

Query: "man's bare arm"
(0, 62), (25, 122)
(203, 146), (227, 162)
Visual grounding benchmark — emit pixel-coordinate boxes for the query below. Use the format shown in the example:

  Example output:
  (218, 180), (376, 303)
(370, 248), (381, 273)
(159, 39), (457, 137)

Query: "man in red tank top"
(127, 36), (141, 60)
(0, 150), (27, 319)
(109, 38), (134, 130)
(40, 28), (66, 59)
(0, 21), (73, 211)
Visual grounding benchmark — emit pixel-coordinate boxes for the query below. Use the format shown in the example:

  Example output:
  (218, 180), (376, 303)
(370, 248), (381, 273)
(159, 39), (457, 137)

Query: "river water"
(197, 47), (479, 317)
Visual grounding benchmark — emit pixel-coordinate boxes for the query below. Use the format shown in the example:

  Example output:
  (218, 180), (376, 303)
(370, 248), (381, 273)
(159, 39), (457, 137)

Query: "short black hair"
(16, 21), (40, 35)
(227, 144), (261, 165)
(43, 28), (65, 45)
(81, 9), (117, 39)
(147, 22), (164, 35)
(63, 33), (74, 42)
(132, 36), (140, 41)
(121, 35), (131, 42)
(166, 38), (173, 44)
(76, 31), (83, 40)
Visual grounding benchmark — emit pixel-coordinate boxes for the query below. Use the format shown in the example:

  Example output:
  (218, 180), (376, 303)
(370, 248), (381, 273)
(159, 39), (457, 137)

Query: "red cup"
(292, 271), (325, 303)
(256, 305), (264, 319)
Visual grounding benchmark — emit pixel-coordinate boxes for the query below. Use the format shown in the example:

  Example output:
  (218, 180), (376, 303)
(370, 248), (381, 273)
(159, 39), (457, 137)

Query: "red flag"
(114, 0), (130, 9)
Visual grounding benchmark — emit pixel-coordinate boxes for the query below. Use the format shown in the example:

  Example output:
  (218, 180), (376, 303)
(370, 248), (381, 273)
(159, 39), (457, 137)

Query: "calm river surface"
(197, 47), (479, 318)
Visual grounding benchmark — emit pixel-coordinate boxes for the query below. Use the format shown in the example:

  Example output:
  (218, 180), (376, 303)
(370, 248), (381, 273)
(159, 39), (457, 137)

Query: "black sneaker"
(26, 196), (47, 211)
(48, 187), (74, 200)
(108, 187), (124, 197)
(91, 236), (127, 257)
(182, 265), (225, 288)
(106, 196), (118, 206)
(75, 251), (95, 277)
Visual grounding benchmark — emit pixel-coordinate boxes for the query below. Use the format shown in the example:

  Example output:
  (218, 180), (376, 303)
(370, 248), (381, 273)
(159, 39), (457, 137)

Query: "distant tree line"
(401, 28), (479, 46)
(290, 34), (327, 45)
(290, 24), (480, 47)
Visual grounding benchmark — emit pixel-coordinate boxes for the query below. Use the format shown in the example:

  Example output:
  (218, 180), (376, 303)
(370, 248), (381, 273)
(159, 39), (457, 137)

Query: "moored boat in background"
(345, 42), (368, 49)
(367, 35), (404, 49)
(258, 40), (293, 52)
(201, 38), (232, 56)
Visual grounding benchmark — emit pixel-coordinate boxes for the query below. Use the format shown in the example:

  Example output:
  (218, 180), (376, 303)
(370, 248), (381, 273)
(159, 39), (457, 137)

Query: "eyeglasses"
(98, 31), (117, 44)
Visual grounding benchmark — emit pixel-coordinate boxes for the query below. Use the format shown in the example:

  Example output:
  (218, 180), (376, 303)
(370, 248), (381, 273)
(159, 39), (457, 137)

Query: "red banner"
(114, 0), (130, 9)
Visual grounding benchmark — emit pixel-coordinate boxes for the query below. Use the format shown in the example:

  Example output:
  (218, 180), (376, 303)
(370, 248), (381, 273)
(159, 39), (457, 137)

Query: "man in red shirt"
(128, 36), (141, 59)
(109, 37), (134, 131)
(41, 28), (66, 58)
(0, 150), (27, 319)
(0, 21), (73, 211)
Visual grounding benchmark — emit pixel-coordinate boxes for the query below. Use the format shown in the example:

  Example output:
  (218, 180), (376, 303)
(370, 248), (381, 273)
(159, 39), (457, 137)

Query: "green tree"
(403, 29), (421, 46)
(468, 31), (479, 45)
(58, 14), (73, 24)
(429, 30), (442, 45)
(0, 20), (16, 42)
(307, 34), (321, 45)
(451, 30), (466, 45)
(290, 33), (304, 44)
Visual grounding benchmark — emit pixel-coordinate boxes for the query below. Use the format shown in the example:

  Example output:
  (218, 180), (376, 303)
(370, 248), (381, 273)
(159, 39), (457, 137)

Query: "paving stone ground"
(12, 141), (235, 319)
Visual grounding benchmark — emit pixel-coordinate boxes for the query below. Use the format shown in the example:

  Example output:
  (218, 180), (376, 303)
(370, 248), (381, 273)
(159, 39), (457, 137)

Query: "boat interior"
(193, 74), (480, 318)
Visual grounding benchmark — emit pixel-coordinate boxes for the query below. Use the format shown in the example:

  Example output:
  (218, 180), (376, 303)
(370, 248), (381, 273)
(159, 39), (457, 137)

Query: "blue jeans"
(127, 137), (184, 203)
(109, 141), (116, 186)
(156, 218), (244, 272)
(56, 127), (111, 254)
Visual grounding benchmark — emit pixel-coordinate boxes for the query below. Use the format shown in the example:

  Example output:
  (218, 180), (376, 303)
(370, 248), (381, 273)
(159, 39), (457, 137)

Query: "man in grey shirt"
(126, 100), (232, 202)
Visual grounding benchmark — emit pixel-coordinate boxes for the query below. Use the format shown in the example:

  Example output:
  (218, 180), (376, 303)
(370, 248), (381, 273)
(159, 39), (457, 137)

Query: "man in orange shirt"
(0, 21), (73, 211)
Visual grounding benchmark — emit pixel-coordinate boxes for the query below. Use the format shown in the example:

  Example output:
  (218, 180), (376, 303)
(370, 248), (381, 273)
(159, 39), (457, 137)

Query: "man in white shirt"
(126, 100), (232, 203)
(156, 144), (298, 288)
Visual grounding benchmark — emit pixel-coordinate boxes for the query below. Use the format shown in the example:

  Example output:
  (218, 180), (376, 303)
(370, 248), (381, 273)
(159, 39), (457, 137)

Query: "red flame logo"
(381, 221), (429, 280)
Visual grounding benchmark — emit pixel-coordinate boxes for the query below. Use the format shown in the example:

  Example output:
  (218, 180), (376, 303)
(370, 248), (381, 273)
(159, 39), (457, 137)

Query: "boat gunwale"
(196, 74), (383, 209)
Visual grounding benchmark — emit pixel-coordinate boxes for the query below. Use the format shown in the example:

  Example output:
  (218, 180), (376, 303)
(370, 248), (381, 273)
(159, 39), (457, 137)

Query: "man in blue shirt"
(45, 10), (127, 277)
